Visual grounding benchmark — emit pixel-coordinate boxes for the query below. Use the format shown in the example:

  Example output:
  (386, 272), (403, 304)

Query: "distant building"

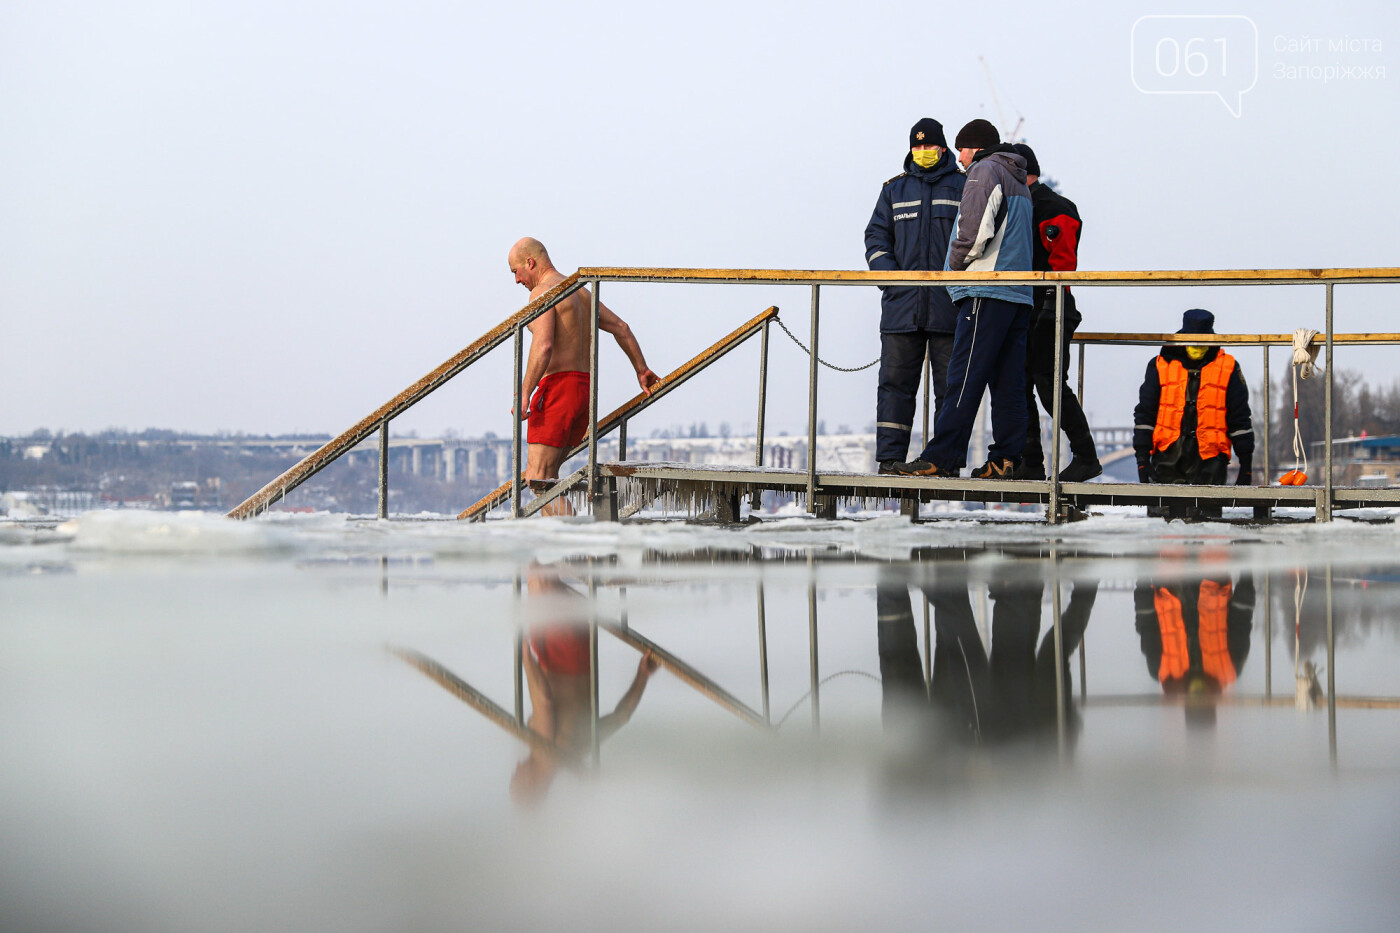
(1318, 435), (1400, 487)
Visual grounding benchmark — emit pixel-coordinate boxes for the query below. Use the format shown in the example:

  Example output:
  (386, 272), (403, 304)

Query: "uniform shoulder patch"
(883, 173), (907, 186)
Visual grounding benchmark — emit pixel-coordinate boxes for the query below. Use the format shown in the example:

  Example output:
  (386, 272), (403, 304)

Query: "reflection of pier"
(387, 552), (1396, 771)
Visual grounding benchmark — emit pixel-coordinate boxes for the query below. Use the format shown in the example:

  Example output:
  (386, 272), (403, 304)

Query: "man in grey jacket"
(888, 119), (1035, 479)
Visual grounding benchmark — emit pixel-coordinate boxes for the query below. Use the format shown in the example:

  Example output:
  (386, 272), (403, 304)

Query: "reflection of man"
(511, 564), (658, 806)
(877, 559), (1096, 750)
(864, 118), (966, 472)
(508, 238), (660, 495)
(1134, 573), (1254, 726)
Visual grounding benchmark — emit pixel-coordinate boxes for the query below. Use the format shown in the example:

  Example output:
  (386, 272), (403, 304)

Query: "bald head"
(509, 237), (556, 290)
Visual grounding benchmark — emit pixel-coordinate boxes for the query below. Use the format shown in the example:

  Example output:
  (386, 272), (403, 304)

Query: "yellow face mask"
(1186, 345), (1209, 361)
(911, 147), (941, 169)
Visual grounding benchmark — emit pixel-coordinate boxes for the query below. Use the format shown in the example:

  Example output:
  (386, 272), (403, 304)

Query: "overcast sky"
(3, 0), (1397, 441)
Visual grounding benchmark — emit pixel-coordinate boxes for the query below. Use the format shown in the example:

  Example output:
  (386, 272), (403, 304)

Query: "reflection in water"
(1134, 572), (1254, 726)
(513, 563), (657, 807)
(878, 559), (1097, 758)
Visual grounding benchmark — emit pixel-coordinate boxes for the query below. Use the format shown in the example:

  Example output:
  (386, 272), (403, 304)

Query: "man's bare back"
(507, 237), (660, 489)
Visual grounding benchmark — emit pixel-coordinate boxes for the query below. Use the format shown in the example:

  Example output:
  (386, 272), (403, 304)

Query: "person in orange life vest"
(1134, 573), (1254, 727)
(1132, 308), (1255, 486)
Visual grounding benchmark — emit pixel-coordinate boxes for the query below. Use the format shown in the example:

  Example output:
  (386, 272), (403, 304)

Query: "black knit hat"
(1178, 308), (1216, 334)
(954, 119), (1001, 151)
(1011, 143), (1040, 176)
(909, 117), (947, 150)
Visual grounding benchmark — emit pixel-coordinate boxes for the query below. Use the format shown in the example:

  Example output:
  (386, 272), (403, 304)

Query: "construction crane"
(978, 56), (1025, 143)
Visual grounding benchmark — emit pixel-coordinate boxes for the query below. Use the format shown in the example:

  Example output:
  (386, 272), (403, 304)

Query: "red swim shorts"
(529, 625), (591, 676)
(527, 371), (591, 449)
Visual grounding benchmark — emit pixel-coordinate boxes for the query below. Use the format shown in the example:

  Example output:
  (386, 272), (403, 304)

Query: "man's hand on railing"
(637, 368), (661, 396)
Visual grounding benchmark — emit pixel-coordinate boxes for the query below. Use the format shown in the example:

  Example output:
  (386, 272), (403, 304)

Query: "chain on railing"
(773, 315), (880, 372)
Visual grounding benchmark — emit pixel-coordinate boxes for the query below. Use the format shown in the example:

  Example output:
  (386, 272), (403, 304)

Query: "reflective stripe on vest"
(1151, 352), (1237, 460)
(1154, 582), (1237, 686)
(1197, 580), (1237, 686)
(1153, 588), (1190, 682)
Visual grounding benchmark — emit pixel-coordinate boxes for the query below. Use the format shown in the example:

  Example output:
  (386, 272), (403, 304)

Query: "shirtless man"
(511, 563), (659, 806)
(508, 237), (660, 491)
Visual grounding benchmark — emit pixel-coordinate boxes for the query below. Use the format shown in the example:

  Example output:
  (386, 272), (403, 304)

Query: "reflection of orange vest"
(1153, 582), (1237, 685)
(1152, 352), (1236, 459)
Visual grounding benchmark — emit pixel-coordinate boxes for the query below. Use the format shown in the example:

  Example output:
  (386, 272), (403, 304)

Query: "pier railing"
(230, 266), (1400, 523)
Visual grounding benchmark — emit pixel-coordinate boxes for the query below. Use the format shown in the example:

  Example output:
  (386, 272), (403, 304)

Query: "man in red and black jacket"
(1011, 144), (1101, 482)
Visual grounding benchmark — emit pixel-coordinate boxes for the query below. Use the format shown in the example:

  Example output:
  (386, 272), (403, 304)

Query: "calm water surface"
(3, 511), (1399, 931)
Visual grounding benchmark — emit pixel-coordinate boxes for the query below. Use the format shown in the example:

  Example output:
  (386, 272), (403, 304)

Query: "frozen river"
(4, 509), (1400, 931)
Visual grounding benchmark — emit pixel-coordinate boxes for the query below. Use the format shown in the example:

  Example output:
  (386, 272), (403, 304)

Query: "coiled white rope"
(1289, 329), (1320, 476)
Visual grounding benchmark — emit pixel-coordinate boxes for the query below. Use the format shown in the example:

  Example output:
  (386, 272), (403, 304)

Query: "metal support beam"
(754, 319), (770, 513)
(512, 324), (524, 518)
(921, 344), (932, 449)
(1051, 562), (1067, 758)
(1323, 283), (1334, 522)
(808, 554), (820, 732)
(1327, 562), (1336, 767)
(377, 421), (389, 519)
(1264, 572), (1272, 700)
(513, 572), (524, 724)
(1049, 285), (1066, 524)
(588, 282), (601, 502)
(757, 581), (771, 723)
(589, 570), (601, 767)
(618, 419), (628, 461)
(806, 285), (820, 511)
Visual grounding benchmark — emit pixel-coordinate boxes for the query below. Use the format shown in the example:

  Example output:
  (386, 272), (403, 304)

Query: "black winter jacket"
(864, 155), (965, 333)
(1132, 344), (1255, 465)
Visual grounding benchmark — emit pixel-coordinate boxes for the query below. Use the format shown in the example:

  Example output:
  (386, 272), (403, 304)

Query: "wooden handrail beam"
(578, 266), (1400, 286)
(228, 273), (584, 519)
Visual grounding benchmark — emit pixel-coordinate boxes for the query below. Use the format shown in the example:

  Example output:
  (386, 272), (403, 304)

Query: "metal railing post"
(922, 596), (931, 696)
(1323, 284), (1334, 522)
(1078, 637), (1087, 706)
(754, 319), (770, 513)
(588, 282), (601, 503)
(757, 581), (770, 723)
(1262, 344), (1271, 483)
(1048, 284), (1066, 524)
(1051, 557), (1066, 758)
(806, 285), (820, 511)
(618, 419), (628, 461)
(589, 569), (601, 766)
(807, 558), (820, 732)
(1264, 572), (1272, 700)
(1076, 341), (1085, 411)
(921, 345), (932, 448)
(512, 324), (524, 518)
(513, 572), (524, 724)
(378, 421), (389, 519)
(1326, 561), (1336, 766)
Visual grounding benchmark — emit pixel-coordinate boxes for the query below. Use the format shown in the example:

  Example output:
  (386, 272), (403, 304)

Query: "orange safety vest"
(1152, 352), (1236, 460)
(1153, 582), (1237, 686)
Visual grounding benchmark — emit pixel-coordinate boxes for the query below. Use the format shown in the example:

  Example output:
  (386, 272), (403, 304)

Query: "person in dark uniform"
(1134, 571), (1254, 727)
(876, 556), (1096, 751)
(864, 118), (966, 473)
(1133, 308), (1254, 487)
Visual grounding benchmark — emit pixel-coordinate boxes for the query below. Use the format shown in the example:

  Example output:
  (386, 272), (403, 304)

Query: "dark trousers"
(1023, 292), (1097, 470)
(919, 296), (1031, 470)
(877, 331), (953, 463)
